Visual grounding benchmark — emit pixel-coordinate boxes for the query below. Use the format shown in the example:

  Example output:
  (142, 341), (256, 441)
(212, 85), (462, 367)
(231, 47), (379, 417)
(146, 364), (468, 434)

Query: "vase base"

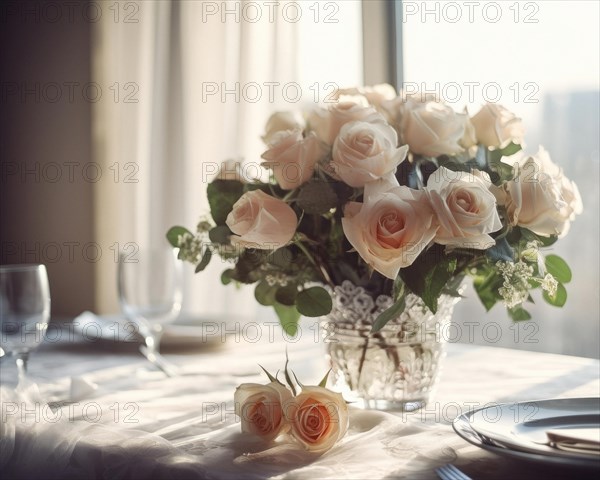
(355, 398), (427, 412)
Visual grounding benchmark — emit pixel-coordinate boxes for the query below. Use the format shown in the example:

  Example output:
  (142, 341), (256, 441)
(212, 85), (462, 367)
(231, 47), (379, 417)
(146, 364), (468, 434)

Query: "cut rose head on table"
(167, 84), (582, 335)
(234, 363), (349, 456)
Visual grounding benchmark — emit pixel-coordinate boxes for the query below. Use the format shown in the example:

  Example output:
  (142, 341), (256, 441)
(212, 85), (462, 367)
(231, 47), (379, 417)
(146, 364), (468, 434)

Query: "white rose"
(307, 99), (385, 145)
(262, 111), (305, 145)
(261, 130), (328, 190)
(283, 386), (348, 454)
(215, 158), (252, 183)
(226, 190), (297, 249)
(426, 167), (502, 249)
(504, 147), (582, 237)
(235, 381), (293, 442)
(342, 180), (438, 279)
(331, 121), (408, 187)
(401, 101), (468, 157)
(471, 103), (525, 149)
(335, 84), (397, 110)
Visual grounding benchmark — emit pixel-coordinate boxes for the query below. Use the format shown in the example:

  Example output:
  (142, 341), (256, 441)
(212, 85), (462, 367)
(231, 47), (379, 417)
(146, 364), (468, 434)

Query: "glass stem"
(16, 352), (29, 384)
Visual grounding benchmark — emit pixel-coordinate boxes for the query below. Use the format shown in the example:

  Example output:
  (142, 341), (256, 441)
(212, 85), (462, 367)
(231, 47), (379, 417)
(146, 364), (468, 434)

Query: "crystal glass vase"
(323, 281), (461, 412)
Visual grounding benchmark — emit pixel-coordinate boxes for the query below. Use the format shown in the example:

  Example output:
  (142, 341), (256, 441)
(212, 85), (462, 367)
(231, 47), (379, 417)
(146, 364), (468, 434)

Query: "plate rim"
(452, 397), (600, 468)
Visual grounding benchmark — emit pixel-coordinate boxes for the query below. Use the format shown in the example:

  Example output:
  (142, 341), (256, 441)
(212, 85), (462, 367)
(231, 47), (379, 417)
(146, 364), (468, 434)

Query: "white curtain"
(92, 0), (298, 316)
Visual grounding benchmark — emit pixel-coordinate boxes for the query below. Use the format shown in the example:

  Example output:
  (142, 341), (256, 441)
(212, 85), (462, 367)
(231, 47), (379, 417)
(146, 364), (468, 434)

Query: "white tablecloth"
(1, 320), (599, 479)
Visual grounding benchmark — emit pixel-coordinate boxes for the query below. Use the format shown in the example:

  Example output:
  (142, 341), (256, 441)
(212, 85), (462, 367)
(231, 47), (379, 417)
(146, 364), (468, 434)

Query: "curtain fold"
(92, 0), (298, 316)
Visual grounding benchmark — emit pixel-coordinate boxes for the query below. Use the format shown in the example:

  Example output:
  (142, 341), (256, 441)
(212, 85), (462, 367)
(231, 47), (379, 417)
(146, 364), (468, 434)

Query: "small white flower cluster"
(540, 273), (559, 297)
(497, 260), (534, 308)
(497, 260), (559, 307)
(177, 232), (203, 263)
(260, 265), (291, 287)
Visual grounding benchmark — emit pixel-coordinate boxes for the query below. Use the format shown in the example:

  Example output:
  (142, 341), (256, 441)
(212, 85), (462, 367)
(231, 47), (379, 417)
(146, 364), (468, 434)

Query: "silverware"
(435, 463), (472, 480)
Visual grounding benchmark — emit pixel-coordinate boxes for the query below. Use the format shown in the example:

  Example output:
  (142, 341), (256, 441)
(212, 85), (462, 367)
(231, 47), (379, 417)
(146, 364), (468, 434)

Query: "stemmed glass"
(0, 264), (51, 384)
(118, 247), (183, 376)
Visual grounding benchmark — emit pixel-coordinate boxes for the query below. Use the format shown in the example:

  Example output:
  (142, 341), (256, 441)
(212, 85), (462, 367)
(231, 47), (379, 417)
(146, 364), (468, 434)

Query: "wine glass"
(118, 247), (183, 375)
(0, 264), (51, 384)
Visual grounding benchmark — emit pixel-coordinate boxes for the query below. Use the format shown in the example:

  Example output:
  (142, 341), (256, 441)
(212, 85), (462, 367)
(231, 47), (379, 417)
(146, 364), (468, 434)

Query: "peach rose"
(342, 180), (438, 279)
(226, 190), (297, 249)
(262, 111), (305, 145)
(307, 97), (384, 145)
(283, 386), (348, 454)
(331, 121), (409, 187)
(504, 147), (582, 237)
(426, 167), (502, 249)
(235, 382), (293, 442)
(261, 130), (328, 190)
(401, 101), (469, 157)
(471, 103), (525, 149)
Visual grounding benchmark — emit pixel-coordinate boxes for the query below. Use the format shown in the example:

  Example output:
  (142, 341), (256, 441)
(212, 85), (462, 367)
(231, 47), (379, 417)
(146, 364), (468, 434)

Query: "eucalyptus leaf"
(255, 281), (277, 306)
(195, 247), (212, 273)
(508, 304), (532, 321)
(486, 237), (515, 262)
(207, 180), (244, 225)
(372, 296), (406, 333)
(296, 287), (333, 317)
(208, 225), (231, 244)
(166, 226), (192, 248)
(275, 284), (297, 306)
(544, 255), (572, 284)
(274, 303), (300, 336)
(543, 282), (568, 307)
(400, 245), (457, 313)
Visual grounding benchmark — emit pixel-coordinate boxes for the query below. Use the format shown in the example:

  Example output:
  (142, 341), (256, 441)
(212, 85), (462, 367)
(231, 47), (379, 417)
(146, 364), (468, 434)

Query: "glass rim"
(0, 264), (47, 272)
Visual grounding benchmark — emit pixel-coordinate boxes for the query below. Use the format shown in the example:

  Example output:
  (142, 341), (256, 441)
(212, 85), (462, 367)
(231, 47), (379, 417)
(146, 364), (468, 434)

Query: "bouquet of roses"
(167, 84), (582, 334)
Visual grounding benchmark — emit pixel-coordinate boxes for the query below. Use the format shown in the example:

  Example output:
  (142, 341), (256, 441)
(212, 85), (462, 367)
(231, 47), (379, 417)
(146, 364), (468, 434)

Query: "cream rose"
(331, 121), (408, 187)
(334, 84), (397, 111)
(235, 382), (293, 442)
(426, 167), (502, 249)
(261, 130), (328, 190)
(307, 98), (384, 145)
(471, 103), (525, 148)
(226, 190), (297, 249)
(342, 180), (438, 279)
(401, 101), (469, 157)
(283, 386), (348, 454)
(504, 147), (582, 237)
(262, 111), (305, 145)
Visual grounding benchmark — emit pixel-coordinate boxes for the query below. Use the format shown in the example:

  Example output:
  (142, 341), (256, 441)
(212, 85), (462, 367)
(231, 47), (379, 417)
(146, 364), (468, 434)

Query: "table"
(1, 319), (599, 479)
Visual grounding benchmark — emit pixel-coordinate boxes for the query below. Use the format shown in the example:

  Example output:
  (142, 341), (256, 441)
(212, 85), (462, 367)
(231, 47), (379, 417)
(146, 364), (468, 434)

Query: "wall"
(0, 0), (95, 316)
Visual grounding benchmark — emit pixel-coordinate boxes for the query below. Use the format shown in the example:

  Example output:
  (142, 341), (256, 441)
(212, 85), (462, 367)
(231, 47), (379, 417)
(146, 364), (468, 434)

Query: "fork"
(435, 463), (472, 480)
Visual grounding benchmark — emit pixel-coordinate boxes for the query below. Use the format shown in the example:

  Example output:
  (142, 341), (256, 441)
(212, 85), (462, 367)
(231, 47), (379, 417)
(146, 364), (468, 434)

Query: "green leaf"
(545, 255), (572, 284)
(498, 141), (522, 158)
(400, 245), (457, 313)
(508, 304), (532, 321)
(296, 287), (333, 317)
(543, 282), (568, 307)
(473, 268), (502, 311)
(296, 180), (338, 214)
(318, 369), (331, 388)
(284, 350), (297, 395)
(254, 281), (277, 306)
(268, 247), (294, 269)
(207, 180), (244, 225)
(221, 269), (234, 285)
(208, 225), (231, 244)
(275, 284), (298, 306)
(372, 296), (406, 333)
(258, 365), (278, 383)
(486, 237), (514, 262)
(166, 226), (192, 248)
(274, 303), (300, 336)
(195, 247), (212, 272)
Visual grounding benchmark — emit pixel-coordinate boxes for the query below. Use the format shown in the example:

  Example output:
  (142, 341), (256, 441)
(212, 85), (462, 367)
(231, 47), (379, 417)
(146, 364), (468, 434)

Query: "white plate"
(72, 311), (226, 348)
(453, 398), (600, 468)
